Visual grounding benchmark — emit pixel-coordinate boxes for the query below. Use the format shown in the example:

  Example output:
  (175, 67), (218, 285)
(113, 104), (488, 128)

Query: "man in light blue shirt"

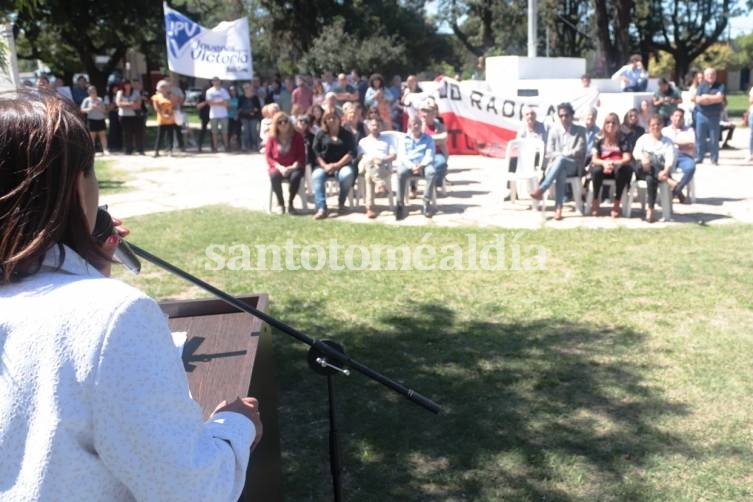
(612, 55), (648, 92)
(396, 116), (436, 219)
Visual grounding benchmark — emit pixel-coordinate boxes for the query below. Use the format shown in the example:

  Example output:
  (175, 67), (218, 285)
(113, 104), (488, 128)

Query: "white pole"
(528, 0), (537, 58)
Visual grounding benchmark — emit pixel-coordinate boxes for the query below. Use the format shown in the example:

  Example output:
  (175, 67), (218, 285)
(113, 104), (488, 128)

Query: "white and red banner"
(428, 77), (599, 157)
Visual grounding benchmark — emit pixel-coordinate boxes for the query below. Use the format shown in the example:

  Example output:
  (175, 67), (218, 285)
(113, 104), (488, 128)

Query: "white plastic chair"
(267, 176), (308, 213)
(541, 176), (585, 216)
(324, 178), (356, 208)
(674, 166), (696, 203)
(585, 179), (631, 217)
(502, 139), (545, 209)
(626, 180), (672, 221)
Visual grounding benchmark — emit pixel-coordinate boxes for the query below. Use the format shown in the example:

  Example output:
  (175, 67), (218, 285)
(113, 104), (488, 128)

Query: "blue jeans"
(434, 153), (448, 187)
(623, 79), (648, 92)
(695, 113), (720, 164)
(398, 162), (437, 205)
(539, 156), (578, 207)
(674, 155), (696, 194)
(241, 118), (259, 151)
(312, 165), (355, 210)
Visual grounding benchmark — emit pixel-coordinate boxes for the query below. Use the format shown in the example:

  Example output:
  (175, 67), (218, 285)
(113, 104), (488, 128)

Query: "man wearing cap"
(396, 116), (437, 219)
(419, 98), (449, 190)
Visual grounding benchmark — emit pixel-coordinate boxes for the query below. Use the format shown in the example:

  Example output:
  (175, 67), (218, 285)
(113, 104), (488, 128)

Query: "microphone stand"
(128, 243), (441, 501)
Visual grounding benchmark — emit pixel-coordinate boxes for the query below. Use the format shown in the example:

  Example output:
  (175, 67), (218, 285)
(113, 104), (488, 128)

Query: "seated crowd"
(522, 102), (699, 222)
(38, 63), (741, 223)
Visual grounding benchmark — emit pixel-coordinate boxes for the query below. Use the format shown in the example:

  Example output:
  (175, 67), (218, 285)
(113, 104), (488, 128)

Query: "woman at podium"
(0, 90), (262, 500)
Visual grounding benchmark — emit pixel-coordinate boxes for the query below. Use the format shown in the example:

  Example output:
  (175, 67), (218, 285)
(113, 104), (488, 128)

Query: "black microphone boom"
(128, 242), (441, 415)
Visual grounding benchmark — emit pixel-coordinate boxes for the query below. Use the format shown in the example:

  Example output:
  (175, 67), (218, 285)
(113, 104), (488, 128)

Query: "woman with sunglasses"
(265, 111), (306, 214)
(0, 90), (262, 500)
(590, 112), (633, 217)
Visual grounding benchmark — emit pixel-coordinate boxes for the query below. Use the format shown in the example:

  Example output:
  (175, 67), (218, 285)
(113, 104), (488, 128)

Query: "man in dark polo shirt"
(692, 67), (726, 166)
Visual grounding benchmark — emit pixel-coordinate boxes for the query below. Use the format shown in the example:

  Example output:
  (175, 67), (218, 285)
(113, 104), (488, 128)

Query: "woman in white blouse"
(0, 90), (262, 501)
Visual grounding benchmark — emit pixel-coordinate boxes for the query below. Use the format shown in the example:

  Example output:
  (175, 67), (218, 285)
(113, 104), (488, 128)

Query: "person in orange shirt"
(151, 79), (183, 157)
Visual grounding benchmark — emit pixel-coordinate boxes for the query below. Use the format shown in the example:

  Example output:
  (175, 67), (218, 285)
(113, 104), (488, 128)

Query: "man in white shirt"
(206, 76), (230, 152)
(358, 118), (396, 218)
(662, 108), (696, 203)
(634, 114), (676, 221)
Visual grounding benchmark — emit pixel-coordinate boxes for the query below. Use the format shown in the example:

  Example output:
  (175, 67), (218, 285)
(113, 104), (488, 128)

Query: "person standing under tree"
(80, 85), (109, 155)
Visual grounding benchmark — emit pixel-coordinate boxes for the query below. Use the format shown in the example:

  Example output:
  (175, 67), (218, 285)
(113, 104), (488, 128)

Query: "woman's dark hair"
(0, 90), (106, 283)
(306, 104), (324, 126)
(622, 108), (639, 127)
(368, 73), (384, 88)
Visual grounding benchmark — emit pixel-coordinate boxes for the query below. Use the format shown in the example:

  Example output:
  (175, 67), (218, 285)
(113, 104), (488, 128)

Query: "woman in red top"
(265, 111), (306, 214)
(590, 112), (633, 217)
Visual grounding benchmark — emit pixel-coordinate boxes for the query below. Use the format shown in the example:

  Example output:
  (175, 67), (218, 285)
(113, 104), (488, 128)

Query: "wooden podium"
(159, 294), (282, 501)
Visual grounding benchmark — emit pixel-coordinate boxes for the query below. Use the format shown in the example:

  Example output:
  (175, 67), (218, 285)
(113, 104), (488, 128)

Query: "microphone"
(93, 207), (141, 274)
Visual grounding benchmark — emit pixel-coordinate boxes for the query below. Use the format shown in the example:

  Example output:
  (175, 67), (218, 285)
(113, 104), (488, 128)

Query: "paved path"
(101, 132), (753, 229)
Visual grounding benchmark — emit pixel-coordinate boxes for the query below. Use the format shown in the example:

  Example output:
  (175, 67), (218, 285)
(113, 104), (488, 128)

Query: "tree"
(10, 0), (163, 91)
(593, 0), (634, 75)
(437, 0), (527, 57)
(642, 0), (733, 82)
(297, 18), (406, 76)
(732, 31), (753, 69)
(541, 0), (594, 58)
(251, 0), (458, 77)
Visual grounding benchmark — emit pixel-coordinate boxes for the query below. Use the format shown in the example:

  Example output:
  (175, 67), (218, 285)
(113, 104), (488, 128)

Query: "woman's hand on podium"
(213, 397), (264, 450)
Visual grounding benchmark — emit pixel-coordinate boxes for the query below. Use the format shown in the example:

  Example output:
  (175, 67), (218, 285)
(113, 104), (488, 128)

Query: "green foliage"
(732, 31), (753, 69)
(297, 18), (406, 76)
(251, 0), (458, 77)
(436, 0), (527, 57)
(10, 0), (163, 89)
(649, 43), (736, 81)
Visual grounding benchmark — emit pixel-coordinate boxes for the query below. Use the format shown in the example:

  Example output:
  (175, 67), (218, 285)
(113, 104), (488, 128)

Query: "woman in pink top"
(265, 111), (306, 214)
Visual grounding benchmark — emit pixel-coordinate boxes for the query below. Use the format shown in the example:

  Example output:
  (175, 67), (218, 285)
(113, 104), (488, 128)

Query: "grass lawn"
(115, 207), (753, 501)
(725, 92), (749, 118)
(94, 158), (131, 194)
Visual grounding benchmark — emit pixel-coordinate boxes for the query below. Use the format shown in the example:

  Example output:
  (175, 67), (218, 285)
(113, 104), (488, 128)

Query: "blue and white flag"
(164, 3), (252, 80)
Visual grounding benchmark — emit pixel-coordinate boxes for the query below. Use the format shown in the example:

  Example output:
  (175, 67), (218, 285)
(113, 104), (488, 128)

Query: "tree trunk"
(672, 51), (691, 85)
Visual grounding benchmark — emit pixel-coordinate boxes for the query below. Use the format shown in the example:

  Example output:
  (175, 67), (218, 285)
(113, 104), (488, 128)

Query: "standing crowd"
(31, 62), (753, 223)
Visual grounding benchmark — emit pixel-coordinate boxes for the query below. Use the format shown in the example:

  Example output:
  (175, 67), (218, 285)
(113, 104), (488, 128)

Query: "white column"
(527, 0), (537, 58)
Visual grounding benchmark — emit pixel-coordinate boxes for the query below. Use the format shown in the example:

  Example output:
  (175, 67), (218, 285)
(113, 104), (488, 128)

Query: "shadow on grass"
(98, 179), (126, 190)
(271, 301), (692, 501)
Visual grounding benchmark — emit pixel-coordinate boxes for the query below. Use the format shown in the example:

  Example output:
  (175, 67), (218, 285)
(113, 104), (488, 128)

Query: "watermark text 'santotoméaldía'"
(204, 233), (547, 271)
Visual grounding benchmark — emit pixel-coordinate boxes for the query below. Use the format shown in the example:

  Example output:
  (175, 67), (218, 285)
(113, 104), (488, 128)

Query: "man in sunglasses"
(529, 102), (586, 220)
